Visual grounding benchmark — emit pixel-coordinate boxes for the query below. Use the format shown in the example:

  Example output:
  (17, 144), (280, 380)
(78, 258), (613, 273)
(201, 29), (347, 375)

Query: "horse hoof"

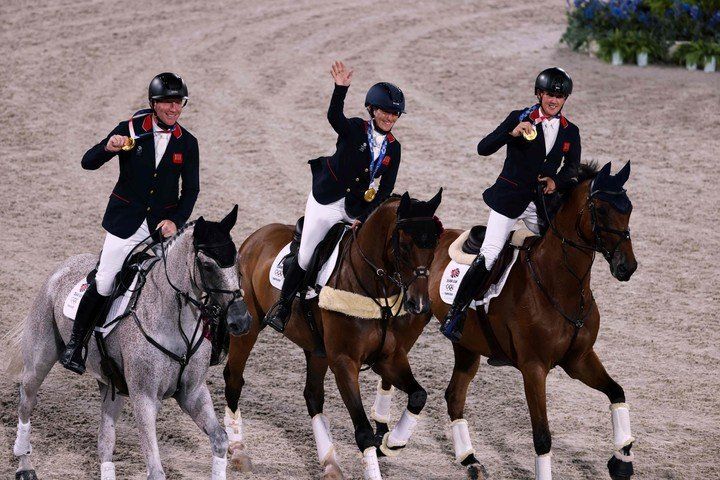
(229, 445), (253, 473)
(322, 462), (344, 480)
(607, 454), (633, 479)
(16, 470), (38, 480)
(466, 463), (489, 480)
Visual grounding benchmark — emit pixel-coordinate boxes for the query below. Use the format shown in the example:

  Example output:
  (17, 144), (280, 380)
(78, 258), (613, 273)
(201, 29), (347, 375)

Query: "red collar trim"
(529, 108), (541, 121)
(560, 115), (568, 128)
(142, 114), (152, 132)
(172, 124), (182, 139)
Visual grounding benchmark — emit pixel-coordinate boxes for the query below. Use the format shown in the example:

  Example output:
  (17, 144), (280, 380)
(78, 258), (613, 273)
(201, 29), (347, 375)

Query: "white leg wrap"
(211, 455), (228, 480)
(370, 380), (395, 424)
(13, 419), (31, 457)
(380, 408), (419, 456)
(311, 414), (337, 466)
(610, 403), (635, 449)
(223, 406), (244, 444)
(450, 419), (475, 463)
(100, 461), (116, 480)
(613, 449), (635, 462)
(362, 446), (382, 480)
(534, 452), (552, 480)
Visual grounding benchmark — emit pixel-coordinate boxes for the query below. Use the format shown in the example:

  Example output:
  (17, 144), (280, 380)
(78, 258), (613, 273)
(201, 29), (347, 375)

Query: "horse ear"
(427, 187), (443, 213)
(195, 216), (207, 241)
(598, 162), (612, 179)
(398, 192), (411, 214)
(220, 205), (238, 233)
(615, 161), (630, 186)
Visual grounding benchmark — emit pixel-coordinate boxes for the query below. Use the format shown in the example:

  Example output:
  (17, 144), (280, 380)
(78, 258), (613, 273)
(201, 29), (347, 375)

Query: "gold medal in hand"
(121, 137), (136, 151)
(523, 127), (537, 141)
(364, 188), (377, 202)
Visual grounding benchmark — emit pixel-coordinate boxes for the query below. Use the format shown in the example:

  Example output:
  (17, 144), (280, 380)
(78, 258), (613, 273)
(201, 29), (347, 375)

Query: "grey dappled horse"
(10, 206), (252, 480)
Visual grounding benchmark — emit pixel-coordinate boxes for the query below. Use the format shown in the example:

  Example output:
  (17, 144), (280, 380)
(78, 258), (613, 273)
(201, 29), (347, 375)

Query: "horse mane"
(558, 161), (600, 195)
(163, 220), (196, 252)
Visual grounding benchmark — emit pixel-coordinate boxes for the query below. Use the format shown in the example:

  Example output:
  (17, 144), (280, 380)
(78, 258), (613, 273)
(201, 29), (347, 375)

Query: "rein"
(119, 229), (242, 396)
(334, 215), (435, 370)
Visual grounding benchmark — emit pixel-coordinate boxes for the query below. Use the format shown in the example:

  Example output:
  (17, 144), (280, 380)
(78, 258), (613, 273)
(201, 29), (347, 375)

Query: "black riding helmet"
(534, 67), (573, 97)
(148, 72), (188, 105)
(365, 82), (405, 115)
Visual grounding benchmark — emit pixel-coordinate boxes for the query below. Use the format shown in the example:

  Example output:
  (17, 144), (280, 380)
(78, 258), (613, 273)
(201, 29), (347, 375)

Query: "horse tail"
(2, 318), (25, 377)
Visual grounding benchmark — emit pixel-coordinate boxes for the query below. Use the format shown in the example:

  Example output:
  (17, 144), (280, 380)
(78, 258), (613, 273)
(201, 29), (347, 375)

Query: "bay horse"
(10, 206), (252, 480)
(223, 190), (443, 480)
(425, 161), (637, 480)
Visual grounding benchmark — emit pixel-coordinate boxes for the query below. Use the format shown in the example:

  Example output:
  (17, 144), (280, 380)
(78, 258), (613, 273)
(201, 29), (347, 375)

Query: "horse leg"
(15, 301), (60, 480)
(304, 351), (343, 479)
(370, 377), (394, 446)
(444, 342), (487, 479)
(374, 352), (425, 458)
(521, 364), (552, 480)
(98, 383), (125, 480)
(130, 394), (165, 479)
(563, 350), (634, 480)
(176, 383), (229, 480)
(222, 327), (259, 472)
(330, 355), (381, 480)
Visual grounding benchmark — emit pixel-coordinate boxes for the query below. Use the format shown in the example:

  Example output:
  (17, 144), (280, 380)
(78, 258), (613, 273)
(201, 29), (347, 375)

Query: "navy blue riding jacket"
(309, 85), (401, 221)
(82, 111), (200, 239)
(479, 106), (581, 218)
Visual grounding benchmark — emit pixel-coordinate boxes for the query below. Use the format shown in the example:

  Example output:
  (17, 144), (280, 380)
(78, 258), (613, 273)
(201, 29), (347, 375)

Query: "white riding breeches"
(95, 220), (152, 296)
(480, 202), (541, 270)
(297, 193), (355, 271)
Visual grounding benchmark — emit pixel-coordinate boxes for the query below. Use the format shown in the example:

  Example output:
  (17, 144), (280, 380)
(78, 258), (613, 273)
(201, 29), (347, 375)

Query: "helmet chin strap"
(367, 107), (391, 134)
(150, 101), (176, 131)
(536, 92), (566, 116)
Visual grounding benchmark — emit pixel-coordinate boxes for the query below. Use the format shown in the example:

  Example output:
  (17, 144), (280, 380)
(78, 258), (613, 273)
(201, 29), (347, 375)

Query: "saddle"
(287, 216), (348, 292)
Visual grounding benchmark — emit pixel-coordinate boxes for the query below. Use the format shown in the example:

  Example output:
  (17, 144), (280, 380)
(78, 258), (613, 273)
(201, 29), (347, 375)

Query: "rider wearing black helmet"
(60, 72), (200, 374)
(440, 67), (581, 343)
(264, 61), (405, 332)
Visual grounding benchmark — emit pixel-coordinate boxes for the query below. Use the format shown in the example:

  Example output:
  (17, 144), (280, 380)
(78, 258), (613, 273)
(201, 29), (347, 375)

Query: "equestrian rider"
(60, 73), (200, 374)
(265, 60), (405, 332)
(440, 67), (581, 343)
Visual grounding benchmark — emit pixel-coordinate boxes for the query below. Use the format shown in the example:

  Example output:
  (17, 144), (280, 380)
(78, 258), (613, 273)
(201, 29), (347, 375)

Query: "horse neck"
(534, 184), (595, 289)
(145, 232), (199, 320)
(343, 205), (396, 297)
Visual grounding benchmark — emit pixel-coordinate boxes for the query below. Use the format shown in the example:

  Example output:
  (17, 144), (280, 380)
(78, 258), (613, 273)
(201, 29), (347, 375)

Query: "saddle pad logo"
(562, 142), (570, 153)
(172, 153), (183, 164)
(450, 267), (460, 278)
(382, 155), (391, 166)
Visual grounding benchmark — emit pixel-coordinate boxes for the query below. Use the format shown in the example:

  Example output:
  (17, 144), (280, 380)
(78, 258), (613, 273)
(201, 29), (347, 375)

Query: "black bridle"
(527, 182), (632, 330)
(338, 215), (439, 369)
(125, 231), (243, 395)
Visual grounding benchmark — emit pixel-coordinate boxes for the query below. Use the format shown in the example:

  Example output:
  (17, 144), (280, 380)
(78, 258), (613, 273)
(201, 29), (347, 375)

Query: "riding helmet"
(365, 82), (405, 114)
(148, 72), (188, 102)
(534, 67), (573, 97)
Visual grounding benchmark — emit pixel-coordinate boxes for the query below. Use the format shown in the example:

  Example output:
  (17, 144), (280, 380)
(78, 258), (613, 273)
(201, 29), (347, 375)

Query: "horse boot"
(440, 254), (489, 343)
(60, 282), (107, 374)
(264, 256), (306, 333)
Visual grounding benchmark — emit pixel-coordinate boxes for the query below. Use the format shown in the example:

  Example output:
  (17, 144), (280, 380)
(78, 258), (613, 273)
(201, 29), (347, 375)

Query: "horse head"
(578, 161), (637, 281)
(394, 188), (444, 314)
(193, 205), (253, 342)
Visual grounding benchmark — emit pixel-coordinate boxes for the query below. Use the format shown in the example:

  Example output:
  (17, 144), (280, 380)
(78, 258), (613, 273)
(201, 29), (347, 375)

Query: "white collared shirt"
(152, 119), (172, 168)
(537, 108), (560, 156)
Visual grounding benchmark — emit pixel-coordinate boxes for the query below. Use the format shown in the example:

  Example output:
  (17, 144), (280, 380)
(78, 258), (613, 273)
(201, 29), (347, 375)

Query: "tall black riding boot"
(265, 257), (306, 333)
(60, 282), (107, 374)
(440, 254), (489, 343)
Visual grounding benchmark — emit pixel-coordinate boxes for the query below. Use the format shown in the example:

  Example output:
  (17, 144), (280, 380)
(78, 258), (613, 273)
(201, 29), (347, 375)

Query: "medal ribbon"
(366, 121), (388, 189)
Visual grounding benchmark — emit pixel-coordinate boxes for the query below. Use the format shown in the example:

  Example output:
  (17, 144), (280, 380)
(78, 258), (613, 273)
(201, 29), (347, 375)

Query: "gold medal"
(522, 128), (537, 141)
(364, 187), (377, 202)
(121, 137), (135, 151)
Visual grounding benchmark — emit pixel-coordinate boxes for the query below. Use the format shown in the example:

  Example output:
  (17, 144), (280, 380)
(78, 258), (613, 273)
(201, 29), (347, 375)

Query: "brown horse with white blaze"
(425, 162), (637, 480)
(223, 190), (443, 480)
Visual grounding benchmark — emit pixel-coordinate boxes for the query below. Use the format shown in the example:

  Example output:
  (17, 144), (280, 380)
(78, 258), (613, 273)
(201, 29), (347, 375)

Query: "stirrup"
(264, 301), (291, 333)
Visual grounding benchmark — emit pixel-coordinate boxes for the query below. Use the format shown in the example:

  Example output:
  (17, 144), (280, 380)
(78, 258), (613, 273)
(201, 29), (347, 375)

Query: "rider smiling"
(264, 61), (405, 332)
(440, 67), (581, 343)
(60, 73), (200, 374)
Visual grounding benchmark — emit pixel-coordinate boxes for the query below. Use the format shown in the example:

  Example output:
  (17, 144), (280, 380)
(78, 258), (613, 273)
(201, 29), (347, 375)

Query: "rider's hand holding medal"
(511, 121), (536, 141)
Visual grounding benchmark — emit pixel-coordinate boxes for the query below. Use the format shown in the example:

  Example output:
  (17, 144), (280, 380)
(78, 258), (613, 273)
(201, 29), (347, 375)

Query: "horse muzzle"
(226, 298), (252, 336)
(610, 253), (637, 282)
(404, 295), (430, 315)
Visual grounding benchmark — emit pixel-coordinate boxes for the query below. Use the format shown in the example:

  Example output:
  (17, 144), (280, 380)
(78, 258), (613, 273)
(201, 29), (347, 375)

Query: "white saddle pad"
(63, 274), (139, 338)
(269, 227), (349, 300)
(439, 249), (520, 313)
